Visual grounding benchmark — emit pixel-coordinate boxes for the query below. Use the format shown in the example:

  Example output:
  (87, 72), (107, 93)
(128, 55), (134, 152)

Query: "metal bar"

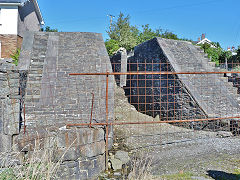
(66, 116), (240, 128)
(24, 104), (26, 134)
(105, 72), (109, 170)
(89, 93), (94, 128)
(69, 71), (240, 76)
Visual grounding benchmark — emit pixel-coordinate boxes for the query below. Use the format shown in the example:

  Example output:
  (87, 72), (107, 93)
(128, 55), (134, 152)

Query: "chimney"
(201, 33), (206, 40)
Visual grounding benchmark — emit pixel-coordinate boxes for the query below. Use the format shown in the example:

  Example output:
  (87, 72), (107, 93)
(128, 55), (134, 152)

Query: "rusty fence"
(68, 70), (240, 169)
(21, 67), (240, 170)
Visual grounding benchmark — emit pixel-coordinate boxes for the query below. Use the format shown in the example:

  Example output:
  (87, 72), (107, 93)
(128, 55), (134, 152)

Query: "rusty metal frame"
(68, 71), (240, 171)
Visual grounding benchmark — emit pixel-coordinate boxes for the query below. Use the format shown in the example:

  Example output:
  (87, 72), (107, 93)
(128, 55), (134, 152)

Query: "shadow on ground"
(207, 170), (240, 180)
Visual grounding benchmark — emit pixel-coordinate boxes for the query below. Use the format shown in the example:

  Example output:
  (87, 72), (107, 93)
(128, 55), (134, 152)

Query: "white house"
(0, 0), (44, 58)
(196, 34), (216, 48)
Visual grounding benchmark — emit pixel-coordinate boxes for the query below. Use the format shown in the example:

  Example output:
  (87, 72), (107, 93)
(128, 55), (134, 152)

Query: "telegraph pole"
(107, 14), (115, 31)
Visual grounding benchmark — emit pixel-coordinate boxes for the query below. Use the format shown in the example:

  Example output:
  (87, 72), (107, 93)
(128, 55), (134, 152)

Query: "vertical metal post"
(105, 72), (109, 170)
(89, 93), (94, 128)
(24, 103), (26, 134)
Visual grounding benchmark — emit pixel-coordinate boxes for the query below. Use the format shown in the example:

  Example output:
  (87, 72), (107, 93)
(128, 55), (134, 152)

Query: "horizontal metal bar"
(69, 71), (240, 76)
(66, 116), (240, 128)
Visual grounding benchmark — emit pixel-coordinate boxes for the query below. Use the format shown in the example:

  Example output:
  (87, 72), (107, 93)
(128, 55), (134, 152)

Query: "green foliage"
(137, 24), (161, 44)
(41, 26), (58, 32)
(205, 47), (222, 65)
(107, 12), (138, 51)
(106, 12), (182, 55)
(201, 43), (211, 53)
(10, 48), (21, 66)
(105, 39), (120, 56)
(200, 43), (233, 66)
(161, 30), (178, 40)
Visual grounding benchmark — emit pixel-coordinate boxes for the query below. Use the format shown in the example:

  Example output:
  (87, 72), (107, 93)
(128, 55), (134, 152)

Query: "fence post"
(105, 71), (109, 170)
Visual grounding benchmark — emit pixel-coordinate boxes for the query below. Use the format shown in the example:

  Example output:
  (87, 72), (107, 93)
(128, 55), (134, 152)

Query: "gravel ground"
(114, 86), (240, 179)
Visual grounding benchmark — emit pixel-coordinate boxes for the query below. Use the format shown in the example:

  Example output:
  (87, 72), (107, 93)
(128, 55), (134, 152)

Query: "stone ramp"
(18, 32), (115, 128)
(157, 38), (240, 118)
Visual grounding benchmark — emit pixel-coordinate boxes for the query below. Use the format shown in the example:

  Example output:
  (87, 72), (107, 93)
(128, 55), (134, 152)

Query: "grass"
(0, 135), (74, 180)
(161, 172), (194, 180)
(128, 154), (153, 180)
(234, 168), (240, 178)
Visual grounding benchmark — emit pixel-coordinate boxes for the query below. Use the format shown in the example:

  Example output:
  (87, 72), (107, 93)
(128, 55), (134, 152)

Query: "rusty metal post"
(105, 71), (109, 170)
(89, 93), (94, 128)
(24, 103), (26, 134)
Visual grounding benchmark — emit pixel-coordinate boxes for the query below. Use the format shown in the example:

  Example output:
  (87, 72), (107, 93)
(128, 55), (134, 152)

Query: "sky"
(38, 0), (240, 50)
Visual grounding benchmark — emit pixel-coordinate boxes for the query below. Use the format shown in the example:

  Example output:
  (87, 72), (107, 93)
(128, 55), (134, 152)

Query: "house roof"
(0, 0), (44, 25)
(0, 0), (22, 5)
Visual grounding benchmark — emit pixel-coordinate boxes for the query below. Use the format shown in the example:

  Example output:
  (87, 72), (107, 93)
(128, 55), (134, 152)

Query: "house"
(0, 0), (44, 58)
(227, 46), (237, 56)
(196, 33), (216, 48)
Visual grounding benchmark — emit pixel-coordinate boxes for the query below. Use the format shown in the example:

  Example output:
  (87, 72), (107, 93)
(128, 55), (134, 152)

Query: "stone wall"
(0, 59), (20, 152)
(110, 37), (240, 131)
(16, 32), (115, 179)
(125, 38), (207, 123)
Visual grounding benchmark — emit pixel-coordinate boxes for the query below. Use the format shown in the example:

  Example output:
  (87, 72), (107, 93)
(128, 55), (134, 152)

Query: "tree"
(107, 13), (138, 51)
(161, 30), (178, 40)
(106, 12), (184, 55)
(41, 26), (58, 32)
(137, 24), (161, 44)
(105, 39), (120, 56)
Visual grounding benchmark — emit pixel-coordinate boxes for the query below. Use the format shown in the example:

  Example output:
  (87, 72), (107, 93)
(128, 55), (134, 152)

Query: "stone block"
(2, 98), (20, 135)
(0, 134), (12, 152)
(80, 141), (105, 158)
(56, 128), (105, 148)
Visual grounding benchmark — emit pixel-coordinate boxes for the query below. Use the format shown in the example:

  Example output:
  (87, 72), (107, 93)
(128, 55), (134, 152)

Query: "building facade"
(0, 0), (44, 58)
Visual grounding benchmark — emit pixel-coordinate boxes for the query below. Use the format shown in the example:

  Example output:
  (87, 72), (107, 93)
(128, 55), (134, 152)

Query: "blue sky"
(38, 0), (240, 49)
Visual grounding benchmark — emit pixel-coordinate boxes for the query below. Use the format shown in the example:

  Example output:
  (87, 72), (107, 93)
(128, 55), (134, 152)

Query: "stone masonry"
(0, 32), (115, 179)
(110, 48), (127, 87)
(0, 59), (20, 152)
(111, 37), (240, 132)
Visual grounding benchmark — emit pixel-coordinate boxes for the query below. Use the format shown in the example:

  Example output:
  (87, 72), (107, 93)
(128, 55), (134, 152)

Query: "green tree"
(137, 24), (161, 44)
(41, 26), (58, 32)
(107, 12), (138, 51)
(161, 30), (178, 40)
(105, 39), (120, 56)
(106, 12), (185, 55)
(205, 47), (223, 65)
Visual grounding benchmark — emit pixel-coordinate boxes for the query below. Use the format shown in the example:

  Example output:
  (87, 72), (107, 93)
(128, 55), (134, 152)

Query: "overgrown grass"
(128, 153), (154, 180)
(0, 136), (74, 180)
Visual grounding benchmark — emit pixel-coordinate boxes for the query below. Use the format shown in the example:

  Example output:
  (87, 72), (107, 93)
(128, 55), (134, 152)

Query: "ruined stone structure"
(111, 38), (240, 131)
(1, 32), (114, 179)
